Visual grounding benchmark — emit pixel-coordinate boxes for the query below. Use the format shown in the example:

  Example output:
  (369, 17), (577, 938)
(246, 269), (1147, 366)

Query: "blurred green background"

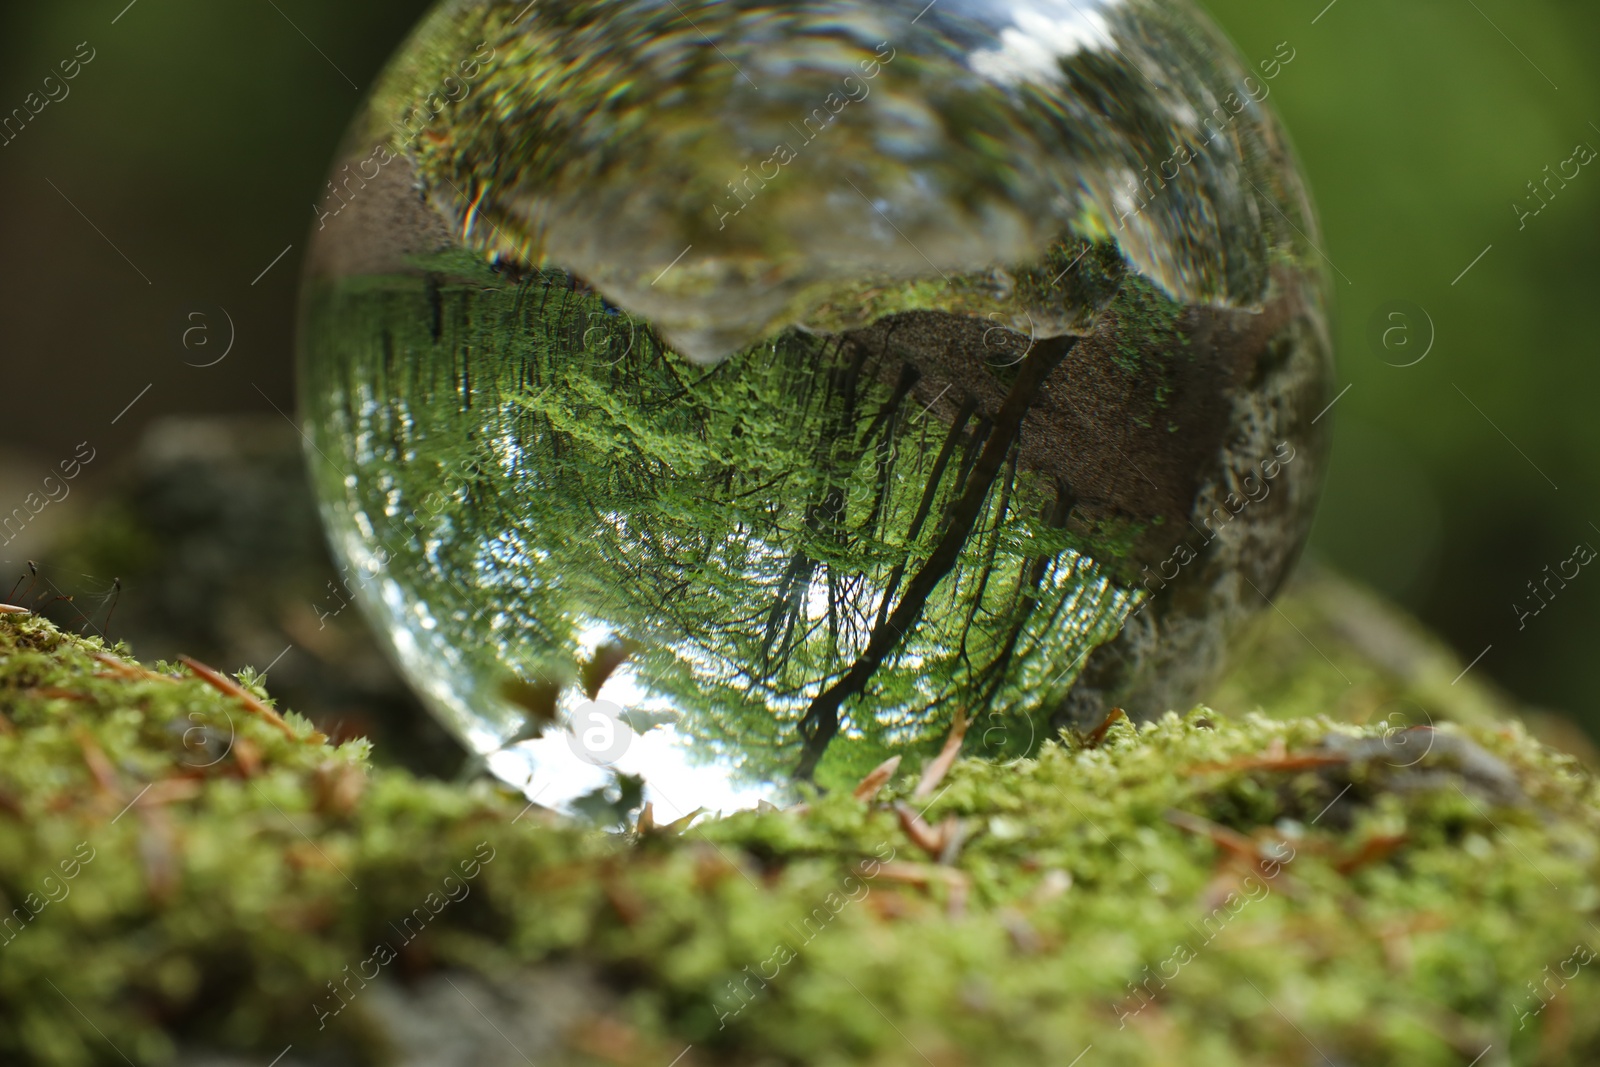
(1, 1), (1597, 731)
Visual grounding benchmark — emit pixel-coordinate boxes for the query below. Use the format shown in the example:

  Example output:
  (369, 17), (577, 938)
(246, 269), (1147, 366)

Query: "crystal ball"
(298, 0), (1332, 816)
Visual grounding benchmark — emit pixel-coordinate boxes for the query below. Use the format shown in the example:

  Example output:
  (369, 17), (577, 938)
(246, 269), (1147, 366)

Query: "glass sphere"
(298, 0), (1332, 817)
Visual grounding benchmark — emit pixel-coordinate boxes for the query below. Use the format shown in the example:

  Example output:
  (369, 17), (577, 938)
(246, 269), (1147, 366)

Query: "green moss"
(1099, 275), (1190, 429)
(1108, 278), (1184, 368)
(1, 610), (1598, 1066)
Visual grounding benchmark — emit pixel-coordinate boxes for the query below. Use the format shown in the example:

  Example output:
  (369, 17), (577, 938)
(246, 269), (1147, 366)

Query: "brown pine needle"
(1336, 834), (1409, 875)
(140, 778), (205, 806)
(92, 651), (176, 684)
(874, 861), (969, 887)
(179, 656), (295, 739)
(913, 707), (968, 800)
(853, 754), (902, 803)
(936, 815), (969, 866)
(135, 804), (179, 903)
(603, 877), (647, 925)
(74, 729), (122, 796)
(1166, 809), (1260, 866)
(895, 801), (946, 858)
(874, 861), (972, 917)
(1188, 753), (1349, 774)
(1085, 707), (1126, 748)
(232, 737), (263, 778)
(26, 686), (91, 701)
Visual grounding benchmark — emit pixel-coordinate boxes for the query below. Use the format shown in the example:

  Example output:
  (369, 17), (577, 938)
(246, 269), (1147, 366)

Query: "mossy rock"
(1, 608), (1598, 1067)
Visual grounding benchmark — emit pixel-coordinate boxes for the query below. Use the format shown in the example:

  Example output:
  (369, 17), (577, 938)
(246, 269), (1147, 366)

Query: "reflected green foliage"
(302, 255), (1140, 791)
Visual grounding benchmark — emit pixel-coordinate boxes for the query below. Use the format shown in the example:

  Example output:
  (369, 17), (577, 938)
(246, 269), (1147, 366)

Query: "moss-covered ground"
(1, 607), (1598, 1066)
